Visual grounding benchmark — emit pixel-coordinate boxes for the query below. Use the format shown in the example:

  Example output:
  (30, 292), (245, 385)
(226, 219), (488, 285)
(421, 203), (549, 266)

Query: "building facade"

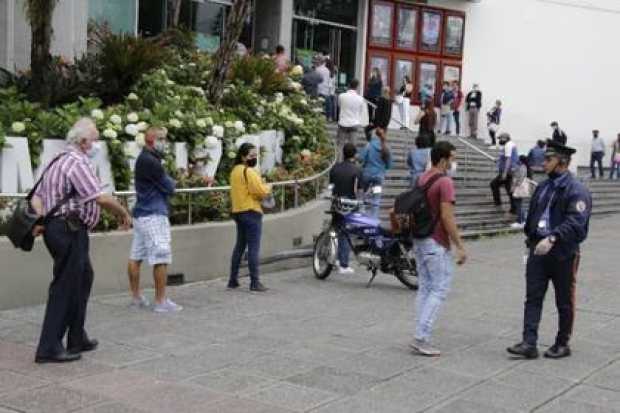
(1, 0), (618, 163)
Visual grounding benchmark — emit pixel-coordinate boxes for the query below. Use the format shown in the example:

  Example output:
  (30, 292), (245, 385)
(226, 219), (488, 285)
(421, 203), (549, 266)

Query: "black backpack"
(392, 174), (445, 239)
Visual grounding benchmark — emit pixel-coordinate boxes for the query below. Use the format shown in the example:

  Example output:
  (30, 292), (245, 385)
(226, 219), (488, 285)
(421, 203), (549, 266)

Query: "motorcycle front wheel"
(394, 247), (418, 290)
(313, 230), (336, 279)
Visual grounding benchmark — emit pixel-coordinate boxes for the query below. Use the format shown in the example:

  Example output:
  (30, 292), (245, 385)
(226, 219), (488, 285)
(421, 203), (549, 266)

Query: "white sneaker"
(409, 339), (441, 357)
(338, 266), (355, 275)
(129, 295), (150, 309)
(153, 298), (183, 313)
(510, 222), (525, 229)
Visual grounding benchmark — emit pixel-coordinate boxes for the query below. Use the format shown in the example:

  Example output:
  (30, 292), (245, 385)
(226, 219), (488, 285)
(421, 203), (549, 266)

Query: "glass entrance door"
(292, 19), (356, 90)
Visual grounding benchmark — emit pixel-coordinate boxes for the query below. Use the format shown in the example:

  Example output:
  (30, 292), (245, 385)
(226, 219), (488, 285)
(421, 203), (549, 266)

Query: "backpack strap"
(418, 173), (445, 192)
(26, 153), (66, 201)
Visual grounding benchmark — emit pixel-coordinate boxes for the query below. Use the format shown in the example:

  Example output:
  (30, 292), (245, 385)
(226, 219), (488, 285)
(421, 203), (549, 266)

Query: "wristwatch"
(548, 235), (557, 244)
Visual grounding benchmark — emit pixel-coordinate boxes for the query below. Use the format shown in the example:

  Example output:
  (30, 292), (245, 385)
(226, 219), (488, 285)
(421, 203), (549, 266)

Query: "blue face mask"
(154, 140), (167, 153)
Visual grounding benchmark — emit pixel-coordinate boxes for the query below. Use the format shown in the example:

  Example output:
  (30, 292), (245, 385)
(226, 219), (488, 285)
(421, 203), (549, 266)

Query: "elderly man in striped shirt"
(31, 118), (132, 364)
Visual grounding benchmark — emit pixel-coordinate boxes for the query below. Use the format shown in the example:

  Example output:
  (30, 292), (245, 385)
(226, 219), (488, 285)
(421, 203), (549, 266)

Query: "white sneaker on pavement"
(410, 339), (441, 357)
(338, 266), (355, 275)
(129, 295), (150, 309)
(153, 298), (183, 313)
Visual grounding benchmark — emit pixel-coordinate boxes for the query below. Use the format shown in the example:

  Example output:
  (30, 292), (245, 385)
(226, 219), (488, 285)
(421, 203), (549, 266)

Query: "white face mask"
(448, 161), (458, 177)
(155, 140), (167, 153)
(86, 142), (100, 159)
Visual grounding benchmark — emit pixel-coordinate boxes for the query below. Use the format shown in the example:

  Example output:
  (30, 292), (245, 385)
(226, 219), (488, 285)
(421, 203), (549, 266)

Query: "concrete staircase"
(326, 124), (620, 239)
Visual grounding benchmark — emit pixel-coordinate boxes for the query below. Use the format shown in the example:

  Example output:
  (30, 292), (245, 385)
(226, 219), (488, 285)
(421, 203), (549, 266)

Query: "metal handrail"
(456, 136), (496, 162)
(0, 149), (338, 225)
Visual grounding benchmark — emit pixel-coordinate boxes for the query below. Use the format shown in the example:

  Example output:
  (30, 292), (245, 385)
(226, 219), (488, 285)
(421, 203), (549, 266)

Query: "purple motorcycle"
(313, 196), (418, 290)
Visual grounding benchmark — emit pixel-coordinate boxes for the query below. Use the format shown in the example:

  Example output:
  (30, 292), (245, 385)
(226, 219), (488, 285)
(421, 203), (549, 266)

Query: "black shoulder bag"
(6, 154), (74, 251)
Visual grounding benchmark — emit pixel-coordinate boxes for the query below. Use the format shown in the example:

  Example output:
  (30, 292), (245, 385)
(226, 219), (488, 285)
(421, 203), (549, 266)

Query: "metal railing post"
(281, 185), (286, 212)
(188, 193), (193, 225)
(294, 181), (299, 208)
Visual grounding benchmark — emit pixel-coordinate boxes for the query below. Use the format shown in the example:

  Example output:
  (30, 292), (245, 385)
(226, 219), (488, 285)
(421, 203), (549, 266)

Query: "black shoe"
(68, 339), (98, 354)
(35, 351), (82, 364)
(250, 283), (268, 292)
(506, 342), (539, 359)
(544, 344), (571, 359)
(227, 280), (240, 289)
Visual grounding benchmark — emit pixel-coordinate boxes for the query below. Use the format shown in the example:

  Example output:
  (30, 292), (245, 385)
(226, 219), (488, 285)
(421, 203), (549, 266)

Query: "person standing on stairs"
(610, 134), (620, 180)
(490, 133), (519, 215)
(550, 121), (568, 145)
(337, 79), (366, 160)
(486, 100), (502, 148)
(365, 87), (393, 141)
(439, 82), (455, 135)
(465, 84), (482, 139)
(415, 100), (437, 147)
(407, 134), (432, 187)
(451, 81), (464, 137)
(590, 129), (605, 180)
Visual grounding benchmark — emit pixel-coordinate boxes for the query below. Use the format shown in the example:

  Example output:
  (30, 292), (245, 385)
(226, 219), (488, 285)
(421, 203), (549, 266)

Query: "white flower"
(159, 69), (167, 76)
(124, 124), (139, 136)
(190, 86), (205, 96)
(227, 151), (236, 159)
(127, 93), (139, 101)
(11, 121), (26, 133)
(292, 135), (301, 142)
(291, 81), (302, 92)
(301, 149), (312, 158)
(205, 117), (213, 126)
(275, 92), (284, 103)
(234, 120), (245, 133)
(196, 119), (207, 129)
(225, 120), (234, 129)
(290, 65), (304, 77)
(102, 128), (117, 139)
(126, 112), (139, 123)
(173, 95), (181, 101)
(205, 136), (219, 149)
(212, 125), (224, 138)
(90, 109), (104, 120)
(174, 110), (184, 118)
(188, 62), (197, 67)
(109, 114), (122, 125)
(166, 80), (175, 86)
(135, 133), (145, 147)
(136, 121), (148, 132)
(300, 98), (307, 106)
(169, 118), (182, 128)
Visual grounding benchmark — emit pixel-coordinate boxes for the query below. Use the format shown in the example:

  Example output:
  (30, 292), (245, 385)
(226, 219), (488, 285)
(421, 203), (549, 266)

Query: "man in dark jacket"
(127, 127), (181, 313)
(550, 121), (568, 145)
(465, 84), (482, 138)
(302, 66), (322, 98)
(507, 140), (592, 360)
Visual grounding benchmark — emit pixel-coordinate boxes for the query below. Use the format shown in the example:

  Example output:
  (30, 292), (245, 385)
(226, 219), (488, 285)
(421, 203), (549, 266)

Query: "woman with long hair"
(398, 75), (414, 130)
(415, 100), (437, 147)
(228, 143), (272, 292)
(407, 134), (432, 186)
(365, 86), (393, 141)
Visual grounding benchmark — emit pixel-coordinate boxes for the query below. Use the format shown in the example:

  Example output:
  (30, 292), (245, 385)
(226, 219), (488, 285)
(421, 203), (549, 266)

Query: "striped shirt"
(34, 148), (103, 230)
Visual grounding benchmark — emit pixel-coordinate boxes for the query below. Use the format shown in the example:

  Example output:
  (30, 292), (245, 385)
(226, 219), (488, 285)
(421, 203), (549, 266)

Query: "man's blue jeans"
(414, 238), (454, 342)
(338, 234), (351, 268)
(362, 175), (383, 220)
(230, 211), (263, 287)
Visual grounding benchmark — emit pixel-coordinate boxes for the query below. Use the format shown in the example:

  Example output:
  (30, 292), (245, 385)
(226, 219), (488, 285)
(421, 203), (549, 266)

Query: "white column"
(279, 0), (293, 58)
(356, 0), (369, 88)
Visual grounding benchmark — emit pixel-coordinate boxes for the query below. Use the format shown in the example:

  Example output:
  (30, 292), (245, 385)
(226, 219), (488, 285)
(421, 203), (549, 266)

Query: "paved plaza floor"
(0, 216), (619, 413)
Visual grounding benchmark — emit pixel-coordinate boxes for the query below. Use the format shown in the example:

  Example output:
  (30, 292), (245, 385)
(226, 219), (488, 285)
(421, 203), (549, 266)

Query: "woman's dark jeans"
(229, 211), (263, 287)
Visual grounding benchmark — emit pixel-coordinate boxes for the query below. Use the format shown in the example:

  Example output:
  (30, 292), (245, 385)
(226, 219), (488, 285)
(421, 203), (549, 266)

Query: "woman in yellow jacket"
(228, 143), (272, 291)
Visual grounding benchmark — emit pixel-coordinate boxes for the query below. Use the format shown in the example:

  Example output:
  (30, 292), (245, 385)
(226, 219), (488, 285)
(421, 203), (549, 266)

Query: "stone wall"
(0, 199), (328, 310)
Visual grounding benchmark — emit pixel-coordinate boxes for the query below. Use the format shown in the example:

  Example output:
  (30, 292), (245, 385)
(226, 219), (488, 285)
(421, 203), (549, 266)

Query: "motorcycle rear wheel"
(313, 230), (335, 279)
(394, 250), (418, 290)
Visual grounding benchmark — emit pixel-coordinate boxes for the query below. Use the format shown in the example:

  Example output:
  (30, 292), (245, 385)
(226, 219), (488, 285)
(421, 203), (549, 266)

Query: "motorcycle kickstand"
(366, 268), (378, 288)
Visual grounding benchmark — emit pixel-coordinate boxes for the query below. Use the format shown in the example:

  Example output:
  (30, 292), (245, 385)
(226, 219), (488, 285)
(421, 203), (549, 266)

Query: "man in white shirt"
(590, 129), (605, 179)
(315, 56), (331, 112)
(337, 79), (366, 160)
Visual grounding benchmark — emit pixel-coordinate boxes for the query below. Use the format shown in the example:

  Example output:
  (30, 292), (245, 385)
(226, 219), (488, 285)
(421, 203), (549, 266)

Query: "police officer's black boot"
(507, 342), (539, 359)
(544, 344), (571, 359)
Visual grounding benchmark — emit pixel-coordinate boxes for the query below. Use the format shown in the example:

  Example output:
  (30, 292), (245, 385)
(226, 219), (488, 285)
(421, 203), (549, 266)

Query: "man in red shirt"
(410, 141), (467, 357)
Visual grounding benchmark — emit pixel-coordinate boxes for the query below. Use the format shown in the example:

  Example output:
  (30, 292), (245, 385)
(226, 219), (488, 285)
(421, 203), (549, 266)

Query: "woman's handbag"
(243, 167), (276, 211)
(6, 154), (72, 251)
(512, 177), (537, 199)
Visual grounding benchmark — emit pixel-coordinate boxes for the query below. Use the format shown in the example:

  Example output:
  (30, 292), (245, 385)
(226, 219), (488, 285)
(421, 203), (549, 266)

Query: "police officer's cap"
(545, 139), (576, 157)
(550, 121), (559, 127)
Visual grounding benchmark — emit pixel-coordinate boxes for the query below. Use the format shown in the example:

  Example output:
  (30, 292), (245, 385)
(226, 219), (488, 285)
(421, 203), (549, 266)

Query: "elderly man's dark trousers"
(522, 252), (580, 347)
(36, 218), (93, 357)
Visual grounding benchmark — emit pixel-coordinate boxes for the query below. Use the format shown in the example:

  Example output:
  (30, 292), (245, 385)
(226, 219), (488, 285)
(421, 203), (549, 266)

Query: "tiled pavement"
(0, 216), (619, 412)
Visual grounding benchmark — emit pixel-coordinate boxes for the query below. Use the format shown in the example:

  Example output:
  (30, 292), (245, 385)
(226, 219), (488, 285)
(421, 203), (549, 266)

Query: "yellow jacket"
(230, 164), (272, 214)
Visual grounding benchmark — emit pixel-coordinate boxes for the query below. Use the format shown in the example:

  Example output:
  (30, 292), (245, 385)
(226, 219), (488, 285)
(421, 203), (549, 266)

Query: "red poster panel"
(370, 1), (394, 48)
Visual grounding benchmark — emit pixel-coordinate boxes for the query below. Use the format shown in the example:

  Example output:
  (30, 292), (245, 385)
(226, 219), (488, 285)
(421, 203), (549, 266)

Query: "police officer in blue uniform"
(507, 139), (592, 359)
